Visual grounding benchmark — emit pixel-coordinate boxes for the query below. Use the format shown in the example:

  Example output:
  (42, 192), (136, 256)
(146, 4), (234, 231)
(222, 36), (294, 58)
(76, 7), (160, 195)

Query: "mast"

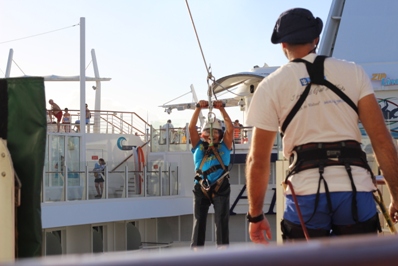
(5, 49), (13, 78)
(190, 84), (205, 127)
(91, 49), (101, 134)
(79, 17), (87, 168)
(318, 0), (346, 56)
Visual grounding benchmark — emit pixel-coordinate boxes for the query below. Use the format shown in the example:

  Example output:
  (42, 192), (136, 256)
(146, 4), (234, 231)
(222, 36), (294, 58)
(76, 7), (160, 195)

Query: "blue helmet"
(271, 8), (323, 44)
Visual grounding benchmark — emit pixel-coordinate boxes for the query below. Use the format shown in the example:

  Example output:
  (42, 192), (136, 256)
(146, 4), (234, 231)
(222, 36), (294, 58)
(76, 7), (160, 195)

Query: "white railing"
(42, 163), (179, 202)
(47, 109), (150, 135)
(149, 125), (280, 153)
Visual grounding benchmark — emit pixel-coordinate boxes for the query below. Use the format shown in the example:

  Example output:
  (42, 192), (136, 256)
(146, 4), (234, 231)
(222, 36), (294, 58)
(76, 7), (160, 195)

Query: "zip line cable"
(185, 1), (236, 170)
(1, 22), (92, 76)
(184, 0), (211, 81)
(185, 0), (217, 145)
(0, 23), (79, 45)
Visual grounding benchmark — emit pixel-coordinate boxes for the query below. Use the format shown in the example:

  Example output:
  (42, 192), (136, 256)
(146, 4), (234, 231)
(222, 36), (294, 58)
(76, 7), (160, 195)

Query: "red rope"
(287, 180), (310, 240)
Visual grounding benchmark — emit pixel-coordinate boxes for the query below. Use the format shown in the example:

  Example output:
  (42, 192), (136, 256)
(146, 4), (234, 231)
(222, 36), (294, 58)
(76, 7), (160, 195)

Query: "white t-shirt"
(162, 123), (174, 139)
(246, 54), (376, 195)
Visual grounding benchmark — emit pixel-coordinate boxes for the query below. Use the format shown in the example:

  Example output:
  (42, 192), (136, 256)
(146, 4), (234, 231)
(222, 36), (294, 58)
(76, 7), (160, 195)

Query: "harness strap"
(195, 143), (229, 200)
(195, 145), (213, 187)
(305, 163), (334, 224)
(281, 56), (358, 137)
(286, 140), (372, 224)
(281, 56), (370, 227)
(213, 147), (227, 171)
(344, 161), (359, 222)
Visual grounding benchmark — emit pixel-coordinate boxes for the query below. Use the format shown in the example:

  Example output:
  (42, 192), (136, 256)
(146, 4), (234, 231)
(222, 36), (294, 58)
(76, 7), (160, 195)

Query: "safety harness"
(195, 142), (229, 201)
(283, 56), (374, 224)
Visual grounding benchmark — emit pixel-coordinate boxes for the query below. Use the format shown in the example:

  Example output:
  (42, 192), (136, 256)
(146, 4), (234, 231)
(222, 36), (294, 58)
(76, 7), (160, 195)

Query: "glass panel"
(110, 161), (125, 199)
(169, 163), (178, 195)
(147, 160), (162, 196)
(66, 136), (82, 200)
(44, 135), (65, 202)
(162, 165), (170, 196)
(151, 126), (191, 153)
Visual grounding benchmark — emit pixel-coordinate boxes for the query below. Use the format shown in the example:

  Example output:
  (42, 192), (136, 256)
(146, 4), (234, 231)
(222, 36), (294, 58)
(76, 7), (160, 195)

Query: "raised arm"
(214, 100), (233, 150)
(189, 100), (207, 148)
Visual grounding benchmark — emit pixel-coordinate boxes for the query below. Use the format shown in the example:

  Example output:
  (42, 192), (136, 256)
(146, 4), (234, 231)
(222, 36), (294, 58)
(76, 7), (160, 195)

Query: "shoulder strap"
(281, 56), (358, 137)
(212, 147), (226, 171)
(197, 145), (227, 172)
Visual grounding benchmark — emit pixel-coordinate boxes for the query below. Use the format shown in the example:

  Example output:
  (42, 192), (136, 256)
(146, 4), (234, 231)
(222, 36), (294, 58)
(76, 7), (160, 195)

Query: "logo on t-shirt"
(300, 77), (311, 86)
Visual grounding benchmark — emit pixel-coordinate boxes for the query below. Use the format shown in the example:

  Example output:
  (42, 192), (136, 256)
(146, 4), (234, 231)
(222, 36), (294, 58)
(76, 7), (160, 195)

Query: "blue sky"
(0, 0), (332, 127)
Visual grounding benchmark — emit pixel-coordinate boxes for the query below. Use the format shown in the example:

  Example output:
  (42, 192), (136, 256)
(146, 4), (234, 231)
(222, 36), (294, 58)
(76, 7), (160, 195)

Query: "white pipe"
(191, 84), (205, 127)
(79, 17), (87, 179)
(5, 49), (13, 78)
(91, 49), (101, 133)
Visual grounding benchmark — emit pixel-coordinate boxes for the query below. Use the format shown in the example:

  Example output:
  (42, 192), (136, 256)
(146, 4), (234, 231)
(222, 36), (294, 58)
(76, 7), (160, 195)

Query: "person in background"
(93, 158), (106, 199)
(245, 7), (398, 243)
(162, 119), (175, 144)
(62, 108), (71, 133)
(233, 119), (243, 144)
(48, 99), (62, 133)
(75, 103), (91, 132)
(189, 100), (233, 248)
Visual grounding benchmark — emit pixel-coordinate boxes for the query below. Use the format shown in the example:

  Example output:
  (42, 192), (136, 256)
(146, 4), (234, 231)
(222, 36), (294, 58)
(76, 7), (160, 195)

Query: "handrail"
(8, 234), (398, 265)
(46, 109), (150, 135)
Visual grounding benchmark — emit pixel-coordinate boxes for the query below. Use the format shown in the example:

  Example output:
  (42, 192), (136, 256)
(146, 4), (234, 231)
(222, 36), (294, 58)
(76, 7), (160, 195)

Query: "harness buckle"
(319, 162), (325, 174)
(326, 150), (340, 158)
(201, 179), (211, 191)
(289, 150), (298, 170)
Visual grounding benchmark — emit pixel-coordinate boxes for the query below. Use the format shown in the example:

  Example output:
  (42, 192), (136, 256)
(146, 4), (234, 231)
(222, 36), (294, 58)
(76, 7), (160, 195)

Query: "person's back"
(245, 7), (398, 244)
(162, 120), (174, 143)
(260, 54), (371, 155)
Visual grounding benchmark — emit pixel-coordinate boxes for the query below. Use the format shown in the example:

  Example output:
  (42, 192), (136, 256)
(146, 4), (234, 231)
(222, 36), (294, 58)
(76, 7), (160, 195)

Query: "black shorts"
(94, 177), (104, 183)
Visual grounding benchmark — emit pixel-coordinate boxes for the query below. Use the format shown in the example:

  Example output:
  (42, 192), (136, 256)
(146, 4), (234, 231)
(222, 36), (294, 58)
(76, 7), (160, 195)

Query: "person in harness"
(245, 7), (398, 243)
(189, 100), (233, 248)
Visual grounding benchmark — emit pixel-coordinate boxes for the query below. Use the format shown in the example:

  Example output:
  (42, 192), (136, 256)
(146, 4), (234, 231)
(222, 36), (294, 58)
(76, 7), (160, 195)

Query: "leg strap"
(332, 213), (381, 235)
(281, 219), (330, 240)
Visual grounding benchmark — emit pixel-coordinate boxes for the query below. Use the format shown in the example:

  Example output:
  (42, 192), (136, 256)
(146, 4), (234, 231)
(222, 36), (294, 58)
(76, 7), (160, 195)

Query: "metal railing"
(42, 163), (179, 202)
(47, 109), (150, 135)
(149, 125), (279, 152)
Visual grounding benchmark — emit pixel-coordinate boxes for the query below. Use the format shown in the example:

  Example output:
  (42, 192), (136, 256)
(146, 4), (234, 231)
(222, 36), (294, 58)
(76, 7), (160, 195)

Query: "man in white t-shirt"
(245, 8), (398, 243)
(161, 119), (175, 144)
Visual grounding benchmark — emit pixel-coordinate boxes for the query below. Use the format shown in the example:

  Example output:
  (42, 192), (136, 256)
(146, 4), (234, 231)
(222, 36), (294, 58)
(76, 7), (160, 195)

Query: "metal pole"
(144, 166), (147, 197)
(125, 165), (128, 198)
(169, 165), (171, 196)
(176, 166), (179, 195)
(5, 49), (13, 77)
(85, 166), (89, 200)
(64, 166), (68, 202)
(79, 18), (87, 192)
(105, 165), (108, 199)
(159, 166), (162, 196)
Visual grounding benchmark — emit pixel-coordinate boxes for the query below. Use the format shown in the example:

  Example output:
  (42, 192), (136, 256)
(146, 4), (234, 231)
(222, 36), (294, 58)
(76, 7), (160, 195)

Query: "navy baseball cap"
(271, 8), (323, 44)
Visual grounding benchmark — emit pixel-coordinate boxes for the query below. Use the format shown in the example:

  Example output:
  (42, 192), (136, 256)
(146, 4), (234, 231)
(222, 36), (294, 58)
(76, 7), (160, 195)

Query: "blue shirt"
(192, 140), (231, 185)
